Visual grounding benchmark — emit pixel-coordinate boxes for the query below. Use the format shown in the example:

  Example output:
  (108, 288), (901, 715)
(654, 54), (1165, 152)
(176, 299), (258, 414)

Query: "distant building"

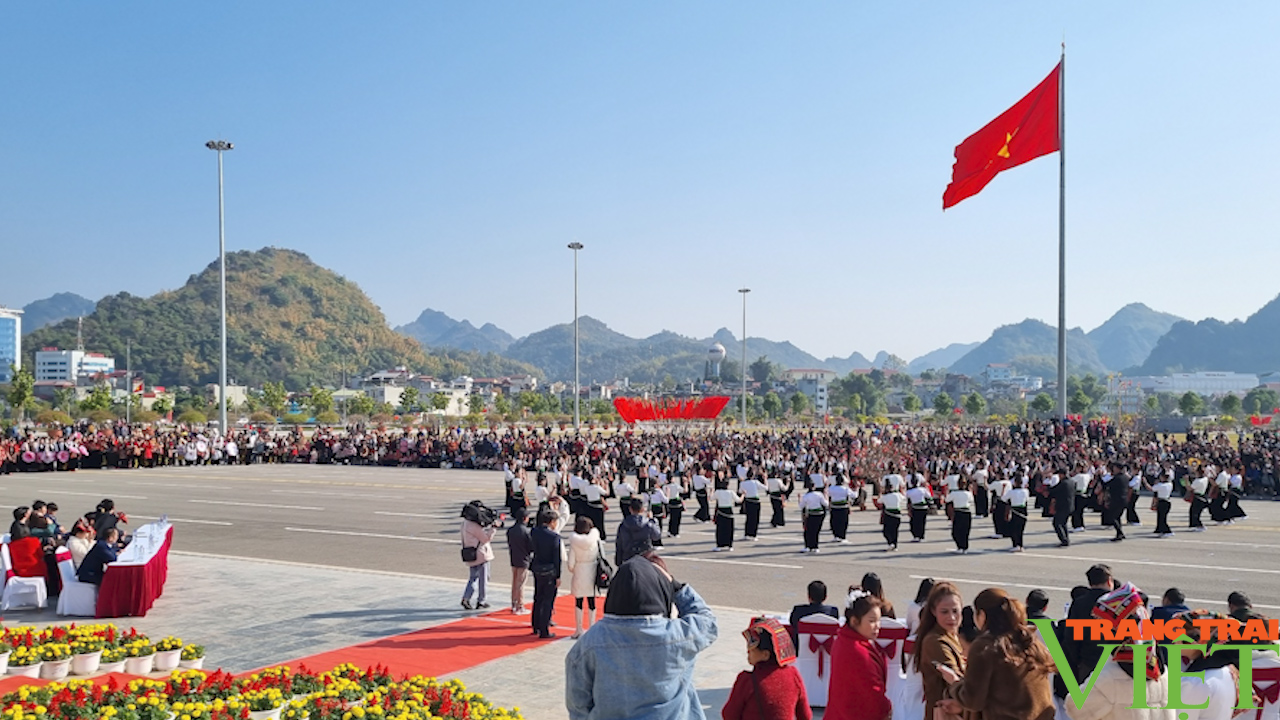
(0, 308), (20, 383)
(982, 364), (1013, 386)
(785, 369), (836, 415)
(783, 368), (840, 384)
(1123, 372), (1259, 397)
(206, 383), (249, 408)
(35, 349), (116, 382)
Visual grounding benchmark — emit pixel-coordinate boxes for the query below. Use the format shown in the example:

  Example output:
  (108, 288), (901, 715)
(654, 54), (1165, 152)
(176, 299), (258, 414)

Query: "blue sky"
(2, 2), (1277, 361)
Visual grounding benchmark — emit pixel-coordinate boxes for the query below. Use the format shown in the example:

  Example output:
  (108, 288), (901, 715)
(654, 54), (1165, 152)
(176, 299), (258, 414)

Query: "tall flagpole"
(1056, 46), (1067, 418)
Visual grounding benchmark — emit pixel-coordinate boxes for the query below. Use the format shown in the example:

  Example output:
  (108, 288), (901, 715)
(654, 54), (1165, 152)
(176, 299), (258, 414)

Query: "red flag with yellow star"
(943, 62), (1061, 209)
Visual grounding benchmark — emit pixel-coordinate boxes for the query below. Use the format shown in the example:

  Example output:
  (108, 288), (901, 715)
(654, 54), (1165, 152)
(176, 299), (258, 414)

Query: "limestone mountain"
(396, 309), (515, 354)
(21, 292), (97, 334)
(1138, 294), (1280, 375)
(23, 248), (536, 389)
(906, 342), (981, 374)
(948, 319), (1107, 377)
(1086, 303), (1183, 371)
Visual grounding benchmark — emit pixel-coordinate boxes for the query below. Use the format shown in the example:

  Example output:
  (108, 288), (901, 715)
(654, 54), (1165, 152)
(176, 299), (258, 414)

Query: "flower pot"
(0, 651), (10, 675)
(178, 657), (205, 670)
(124, 655), (154, 675)
(153, 649), (181, 672)
(71, 650), (102, 676)
(98, 659), (126, 675)
(7, 662), (42, 679)
(40, 658), (71, 681)
(248, 709), (282, 720)
(339, 700), (363, 711)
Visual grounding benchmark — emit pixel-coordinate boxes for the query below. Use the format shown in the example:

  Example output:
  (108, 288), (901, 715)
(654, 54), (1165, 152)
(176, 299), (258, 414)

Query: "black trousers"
(1104, 504), (1125, 539)
(588, 504), (606, 540)
(830, 506), (850, 539)
(744, 499), (762, 537)
(532, 573), (557, 636)
(770, 495), (786, 527)
(1226, 491), (1245, 519)
(951, 510), (971, 550)
(1155, 499), (1172, 534)
(993, 499), (1008, 536)
(1053, 513), (1071, 546)
(1209, 494), (1229, 522)
(1125, 493), (1141, 524)
(668, 504), (683, 536)
(803, 512), (825, 549)
(909, 506), (927, 540)
(1071, 497), (1087, 529)
(1009, 509), (1027, 548)
(715, 510), (735, 547)
(1190, 496), (1207, 528)
(883, 512), (901, 547)
(974, 488), (989, 517)
(695, 491), (710, 522)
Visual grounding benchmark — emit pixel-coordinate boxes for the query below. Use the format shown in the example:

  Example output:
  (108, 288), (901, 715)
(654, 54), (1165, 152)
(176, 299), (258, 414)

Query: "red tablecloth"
(96, 524), (173, 618)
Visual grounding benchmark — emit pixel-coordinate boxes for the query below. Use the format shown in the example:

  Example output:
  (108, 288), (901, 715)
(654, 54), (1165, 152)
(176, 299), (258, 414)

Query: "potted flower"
(123, 638), (156, 675)
(179, 644), (206, 670)
(39, 643), (73, 680)
(153, 636), (184, 672)
(70, 636), (106, 676)
(289, 666), (322, 701)
(242, 688), (286, 720)
(99, 645), (128, 674)
(7, 644), (43, 678)
(0, 640), (11, 674)
(118, 692), (170, 720)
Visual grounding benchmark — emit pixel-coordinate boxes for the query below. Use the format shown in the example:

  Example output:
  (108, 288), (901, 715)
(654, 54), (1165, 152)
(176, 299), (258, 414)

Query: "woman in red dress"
(825, 588), (891, 720)
(721, 617), (811, 720)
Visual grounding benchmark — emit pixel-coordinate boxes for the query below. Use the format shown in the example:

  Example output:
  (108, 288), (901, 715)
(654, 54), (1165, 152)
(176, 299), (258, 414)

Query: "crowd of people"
(6, 496), (130, 588)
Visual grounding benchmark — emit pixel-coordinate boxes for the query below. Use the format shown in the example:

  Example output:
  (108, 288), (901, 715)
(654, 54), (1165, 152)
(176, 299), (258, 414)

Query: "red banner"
(613, 396), (732, 424)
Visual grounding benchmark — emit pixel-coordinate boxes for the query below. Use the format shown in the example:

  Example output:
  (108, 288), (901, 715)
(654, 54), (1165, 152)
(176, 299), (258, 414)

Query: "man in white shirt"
(798, 483), (828, 553)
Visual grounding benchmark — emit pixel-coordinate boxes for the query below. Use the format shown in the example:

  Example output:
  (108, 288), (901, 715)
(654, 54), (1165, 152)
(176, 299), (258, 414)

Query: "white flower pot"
(178, 657), (205, 670)
(7, 662), (42, 678)
(124, 655), (154, 675)
(98, 660), (126, 675)
(0, 651), (10, 675)
(40, 658), (71, 681)
(248, 708), (282, 720)
(71, 651), (102, 676)
(339, 700), (363, 711)
(153, 649), (181, 672)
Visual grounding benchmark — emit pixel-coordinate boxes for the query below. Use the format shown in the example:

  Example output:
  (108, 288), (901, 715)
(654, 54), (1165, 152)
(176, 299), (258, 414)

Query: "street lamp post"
(739, 288), (750, 426)
(206, 140), (233, 434)
(568, 242), (584, 433)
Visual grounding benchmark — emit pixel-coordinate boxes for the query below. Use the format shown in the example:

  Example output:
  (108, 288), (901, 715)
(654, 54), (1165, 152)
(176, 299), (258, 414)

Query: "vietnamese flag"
(943, 63), (1061, 209)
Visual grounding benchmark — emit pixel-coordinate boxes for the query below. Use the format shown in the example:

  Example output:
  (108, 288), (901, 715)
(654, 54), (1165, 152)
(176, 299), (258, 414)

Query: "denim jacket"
(565, 584), (719, 720)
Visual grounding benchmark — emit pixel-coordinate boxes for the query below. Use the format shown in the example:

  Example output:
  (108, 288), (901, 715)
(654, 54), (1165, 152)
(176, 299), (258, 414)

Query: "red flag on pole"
(943, 63), (1061, 209)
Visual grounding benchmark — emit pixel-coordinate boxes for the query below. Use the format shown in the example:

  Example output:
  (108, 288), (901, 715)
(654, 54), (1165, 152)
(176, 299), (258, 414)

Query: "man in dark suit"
(1105, 464), (1129, 542)
(77, 528), (120, 585)
(1151, 587), (1191, 621)
(788, 580), (839, 643)
(1062, 564), (1114, 685)
(506, 507), (534, 615)
(1049, 468), (1074, 547)
(529, 508), (562, 639)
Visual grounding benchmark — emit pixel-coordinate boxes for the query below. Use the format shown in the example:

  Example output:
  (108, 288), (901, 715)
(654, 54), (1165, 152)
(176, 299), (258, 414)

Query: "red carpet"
(278, 595), (583, 679)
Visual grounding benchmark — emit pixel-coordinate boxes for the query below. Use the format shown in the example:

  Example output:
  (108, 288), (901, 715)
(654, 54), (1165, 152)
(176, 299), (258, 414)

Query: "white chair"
(1255, 652), (1280, 720)
(0, 543), (47, 611)
(795, 612), (840, 707)
(877, 617), (910, 712)
(894, 634), (925, 720)
(55, 551), (97, 617)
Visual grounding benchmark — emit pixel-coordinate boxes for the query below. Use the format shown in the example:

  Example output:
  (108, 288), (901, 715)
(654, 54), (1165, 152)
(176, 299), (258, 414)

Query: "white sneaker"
(800, 548), (810, 554)
(713, 546), (726, 552)
(727, 546), (734, 551)
(1192, 527), (1206, 532)
(840, 539), (849, 544)
(750, 536), (759, 541)
(812, 547), (820, 554)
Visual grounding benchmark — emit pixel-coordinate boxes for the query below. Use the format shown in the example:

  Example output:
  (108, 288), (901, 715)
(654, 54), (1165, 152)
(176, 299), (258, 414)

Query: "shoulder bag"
(594, 539), (614, 590)
(461, 546), (478, 563)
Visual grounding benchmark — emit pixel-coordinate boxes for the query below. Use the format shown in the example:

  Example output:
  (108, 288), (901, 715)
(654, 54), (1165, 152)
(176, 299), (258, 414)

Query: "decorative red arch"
(612, 396), (732, 424)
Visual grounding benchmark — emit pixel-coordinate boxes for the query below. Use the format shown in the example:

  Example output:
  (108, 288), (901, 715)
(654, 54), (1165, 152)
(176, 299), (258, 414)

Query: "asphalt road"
(7, 464), (1280, 616)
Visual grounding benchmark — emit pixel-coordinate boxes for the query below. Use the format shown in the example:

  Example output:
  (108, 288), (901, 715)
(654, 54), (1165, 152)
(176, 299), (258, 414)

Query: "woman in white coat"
(566, 515), (602, 639)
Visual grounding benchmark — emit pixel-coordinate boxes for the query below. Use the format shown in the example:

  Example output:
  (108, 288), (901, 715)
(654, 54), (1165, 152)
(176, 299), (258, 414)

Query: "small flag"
(943, 63), (1061, 209)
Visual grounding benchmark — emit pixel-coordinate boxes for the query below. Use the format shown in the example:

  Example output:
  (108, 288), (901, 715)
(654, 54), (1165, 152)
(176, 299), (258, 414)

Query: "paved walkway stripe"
(191, 499), (323, 511)
(1018, 551), (1280, 575)
(660, 554), (803, 569)
(132, 514), (233, 526)
(285, 527), (455, 544)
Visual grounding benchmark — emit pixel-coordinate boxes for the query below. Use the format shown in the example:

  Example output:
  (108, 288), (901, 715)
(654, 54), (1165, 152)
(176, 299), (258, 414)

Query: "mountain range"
(20, 292), (97, 334)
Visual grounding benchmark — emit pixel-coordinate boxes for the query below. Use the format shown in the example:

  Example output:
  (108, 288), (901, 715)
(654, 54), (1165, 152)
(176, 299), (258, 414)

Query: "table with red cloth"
(96, 520), (173, 618)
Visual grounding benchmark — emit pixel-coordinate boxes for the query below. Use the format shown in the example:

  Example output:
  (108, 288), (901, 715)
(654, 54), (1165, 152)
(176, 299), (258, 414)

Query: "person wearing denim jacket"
(565, 554), (719, 720)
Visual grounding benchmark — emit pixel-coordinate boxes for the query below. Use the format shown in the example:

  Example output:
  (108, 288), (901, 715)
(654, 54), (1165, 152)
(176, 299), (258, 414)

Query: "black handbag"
(461, 546), (478, 563)
(594, 539), (614, 590)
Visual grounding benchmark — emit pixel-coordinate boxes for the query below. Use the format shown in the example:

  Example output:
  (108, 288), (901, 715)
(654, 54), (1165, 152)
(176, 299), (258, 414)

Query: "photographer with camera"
(460, 500), (505, 610)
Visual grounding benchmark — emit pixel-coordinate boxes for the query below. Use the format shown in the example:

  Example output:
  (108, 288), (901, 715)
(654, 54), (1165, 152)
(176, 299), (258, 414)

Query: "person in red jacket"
(722, 617), (811, 720)
(825, 588), (892, 720)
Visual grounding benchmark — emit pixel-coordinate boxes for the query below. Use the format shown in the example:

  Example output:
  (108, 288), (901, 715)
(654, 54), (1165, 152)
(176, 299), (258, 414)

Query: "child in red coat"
(825, 589), (892, 720)
(722, 617), (812, 720)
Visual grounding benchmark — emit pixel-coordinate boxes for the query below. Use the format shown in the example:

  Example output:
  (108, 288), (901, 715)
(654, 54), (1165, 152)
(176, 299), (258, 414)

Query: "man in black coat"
(788, 580), (840, 644)
(506, 507), (534, 615)
(77, 528), (120, 585)
(1049, 468), (1075, 547)
(1062, 564), (1114, 686)
(529, 508), (562, 639)
(1105, 463), (1129, 542)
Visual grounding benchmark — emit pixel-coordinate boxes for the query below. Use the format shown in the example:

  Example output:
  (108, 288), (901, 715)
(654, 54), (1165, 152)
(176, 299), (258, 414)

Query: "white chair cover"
(893, 633), (924, 720)
(55, 548), (97, 617)
(1254, 652), (1280, 720)
(878, 617), (910, 703)
(795, 612), (841, 707)
(0, 543), (47, 612)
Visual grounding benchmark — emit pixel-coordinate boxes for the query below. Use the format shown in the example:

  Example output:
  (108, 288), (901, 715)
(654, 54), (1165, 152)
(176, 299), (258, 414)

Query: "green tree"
(52, 387), (77, 413)
(518, 391), (540, 414)
(1179, 391), (1205, 417)
(468, 394), (484, 415)
(494, 393), (511, 416)
(888, 372), (914, 390)
(839, 373), (886, 416)
(1030, 393), (1055, 416)
(762, 391), (783, 418)
(431, 393), (451, 412)
(749, 356), (776, 384)
(5, 365), (35, 421)
(1067, 389), (1093, 415)
(399, 386), (421, 413)
(1219, 394), (1242, 416)
(347, 393), (375, 417)
(1143, 395), (1160, 417)
(963, 392), (986, 417)
(1243, 387), (1280, 415)
(790, 392), (811, 416)
(902, 393), (922, 413)
(152, 397), (173, 415)
(81, 384), (114, 412)
(308, 386), (334, 416)
(261, 381), (288, 416)
(847, 393), (864, 415)
(933, 392), (954, 415)
(881, 354), (907, 372)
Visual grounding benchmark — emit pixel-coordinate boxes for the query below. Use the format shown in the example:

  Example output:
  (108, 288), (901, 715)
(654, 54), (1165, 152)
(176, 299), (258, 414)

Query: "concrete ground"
(3, 464), (1278, 717)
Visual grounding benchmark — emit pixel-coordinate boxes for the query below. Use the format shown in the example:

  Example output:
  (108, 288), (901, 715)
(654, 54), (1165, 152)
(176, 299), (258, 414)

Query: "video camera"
(461, 500), (500, 527)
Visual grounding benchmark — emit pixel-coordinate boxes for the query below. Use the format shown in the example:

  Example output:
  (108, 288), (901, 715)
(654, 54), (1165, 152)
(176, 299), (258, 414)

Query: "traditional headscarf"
(603, 556), (674, 618)
(1093, 582), (1163, 680)
(743, 617), (797, 666)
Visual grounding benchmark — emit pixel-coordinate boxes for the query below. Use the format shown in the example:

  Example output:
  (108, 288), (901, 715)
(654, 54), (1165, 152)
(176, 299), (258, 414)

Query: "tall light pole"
(738, 288), (750, 426)
(206, 140), (233, 434)
(568, 242), (584, 433)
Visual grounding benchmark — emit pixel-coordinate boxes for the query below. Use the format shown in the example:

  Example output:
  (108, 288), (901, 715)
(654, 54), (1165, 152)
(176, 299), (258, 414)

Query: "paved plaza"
(2, 464), (1278, 718)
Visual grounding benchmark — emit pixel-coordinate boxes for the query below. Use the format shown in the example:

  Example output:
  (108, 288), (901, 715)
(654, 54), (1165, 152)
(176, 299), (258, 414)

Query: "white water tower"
(707, 342), (727, 379)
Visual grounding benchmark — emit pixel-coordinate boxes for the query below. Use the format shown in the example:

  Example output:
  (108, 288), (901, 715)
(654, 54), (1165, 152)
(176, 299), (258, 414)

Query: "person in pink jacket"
(826, 588), (892, 720)
(460, 504), (500, 609)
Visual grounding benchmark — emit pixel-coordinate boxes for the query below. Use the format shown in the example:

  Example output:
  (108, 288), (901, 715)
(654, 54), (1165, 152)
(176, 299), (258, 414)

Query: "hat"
(743, 617), (797, 666)
(1093, 582), (1161, 680)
